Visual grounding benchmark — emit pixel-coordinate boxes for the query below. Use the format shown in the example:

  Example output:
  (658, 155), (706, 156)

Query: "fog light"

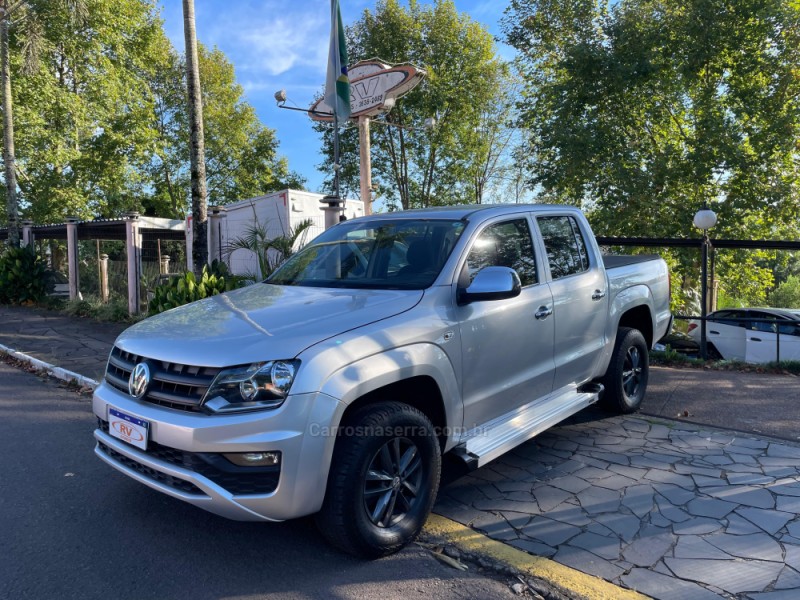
(223, 451), (281, 467)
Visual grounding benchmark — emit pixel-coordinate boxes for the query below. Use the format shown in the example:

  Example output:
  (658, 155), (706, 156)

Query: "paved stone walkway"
(0, 305), (124, 381)
(436, 411), (800, 599)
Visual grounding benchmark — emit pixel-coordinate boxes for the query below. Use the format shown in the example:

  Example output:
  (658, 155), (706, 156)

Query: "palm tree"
(223, 219), (314, 281)
(0, 0), (86, 247)
(182, 0), (208, 274)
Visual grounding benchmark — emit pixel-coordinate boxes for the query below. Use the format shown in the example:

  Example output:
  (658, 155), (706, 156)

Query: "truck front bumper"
(92, 382), (345, 522)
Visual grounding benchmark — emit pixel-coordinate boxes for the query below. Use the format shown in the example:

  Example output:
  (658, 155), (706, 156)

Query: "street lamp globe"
(693, 208), (717, 231)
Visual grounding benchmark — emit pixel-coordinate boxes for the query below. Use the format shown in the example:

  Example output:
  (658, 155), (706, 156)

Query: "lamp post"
(693, 206), (718, 360)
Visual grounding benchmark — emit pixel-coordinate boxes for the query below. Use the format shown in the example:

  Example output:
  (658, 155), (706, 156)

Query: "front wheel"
(600, 327), (649, 414)
(316, 401), (441, 558)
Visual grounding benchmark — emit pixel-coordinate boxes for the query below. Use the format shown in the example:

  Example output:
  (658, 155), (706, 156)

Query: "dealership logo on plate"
(111, 420), (145, 442)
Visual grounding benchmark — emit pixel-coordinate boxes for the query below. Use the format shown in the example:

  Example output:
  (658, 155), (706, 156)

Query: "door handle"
(591, 290), (606, 301)
(750, 337), (762, 342)
(535, 306), (553, 320)
(709, 330), (720, 335)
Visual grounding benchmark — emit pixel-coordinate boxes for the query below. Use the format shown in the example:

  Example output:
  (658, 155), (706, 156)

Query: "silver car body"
(93, 205), (671, 521)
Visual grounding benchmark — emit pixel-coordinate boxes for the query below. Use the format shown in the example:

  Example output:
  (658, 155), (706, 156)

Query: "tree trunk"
(182, 0), (207, 273)
(1, 13), (19, 247)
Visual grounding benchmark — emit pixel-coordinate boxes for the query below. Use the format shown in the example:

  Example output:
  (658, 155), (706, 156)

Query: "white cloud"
(195, 1), (330, 78)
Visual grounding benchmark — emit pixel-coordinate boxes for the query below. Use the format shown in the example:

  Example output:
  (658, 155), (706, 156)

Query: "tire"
(600, 327), (649, 414)
(315, 401), (441, 558)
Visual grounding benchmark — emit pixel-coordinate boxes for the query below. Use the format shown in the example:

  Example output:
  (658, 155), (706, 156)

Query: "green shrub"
(0, 246), (49, 304)
(63, 298), (96, 318)
(147, 262), (239, 316)
(64, 295), (135, 322)
(769, 275), (800, 309)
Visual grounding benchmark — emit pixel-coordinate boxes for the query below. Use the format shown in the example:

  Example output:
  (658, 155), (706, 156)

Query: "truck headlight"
(202, 360), (299, 413)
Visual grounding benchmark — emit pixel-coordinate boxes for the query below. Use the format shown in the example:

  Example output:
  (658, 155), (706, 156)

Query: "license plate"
(108, 407), (149, 450)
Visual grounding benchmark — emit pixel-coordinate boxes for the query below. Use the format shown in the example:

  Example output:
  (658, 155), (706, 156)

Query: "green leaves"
(3, 0), (303, 227)
(505, 0), (800, 311)
(143, 44), (304, 218)
(0, 246), (49, 305)
(318, 0), (513, 209)
(147, 262), (239, 316)
(222, 218), (313, 280)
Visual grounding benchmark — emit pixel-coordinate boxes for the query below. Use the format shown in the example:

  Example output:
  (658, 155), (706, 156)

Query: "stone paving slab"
(435, 410), (800, 599)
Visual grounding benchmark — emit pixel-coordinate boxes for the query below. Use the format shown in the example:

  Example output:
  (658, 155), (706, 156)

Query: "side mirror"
(458, 266), (521, 304)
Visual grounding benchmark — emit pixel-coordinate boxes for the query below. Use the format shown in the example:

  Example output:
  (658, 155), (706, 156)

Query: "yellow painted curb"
(424, 514), (649, 600)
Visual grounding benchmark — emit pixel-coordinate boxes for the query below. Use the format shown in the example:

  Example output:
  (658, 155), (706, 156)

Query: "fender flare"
(318, 343), (463, 448)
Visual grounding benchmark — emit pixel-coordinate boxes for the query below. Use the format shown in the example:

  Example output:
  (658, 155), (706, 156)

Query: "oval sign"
(309, 61), (426, 121)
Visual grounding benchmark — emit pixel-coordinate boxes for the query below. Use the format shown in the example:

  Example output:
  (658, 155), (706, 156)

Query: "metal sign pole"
(359, 115), (372, 215)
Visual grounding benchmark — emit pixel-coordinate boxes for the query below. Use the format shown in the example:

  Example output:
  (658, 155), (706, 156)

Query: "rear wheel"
(316, 401), (441, 558)
(601, 327), (649, 413)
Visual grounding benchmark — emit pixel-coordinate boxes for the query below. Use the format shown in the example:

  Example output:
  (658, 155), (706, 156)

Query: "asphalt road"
(0, 363), (519, 600)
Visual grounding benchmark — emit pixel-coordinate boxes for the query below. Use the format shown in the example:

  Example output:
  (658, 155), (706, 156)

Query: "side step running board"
(453, 384), (603, 469)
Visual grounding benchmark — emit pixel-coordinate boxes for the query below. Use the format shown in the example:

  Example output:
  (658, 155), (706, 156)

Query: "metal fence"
(598, 236), (800, 364)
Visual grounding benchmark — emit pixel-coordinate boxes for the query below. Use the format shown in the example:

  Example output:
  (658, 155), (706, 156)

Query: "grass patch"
(62, 295), (144, 324)
(649, 346), (705, 367)
(650, 347), (800, 375)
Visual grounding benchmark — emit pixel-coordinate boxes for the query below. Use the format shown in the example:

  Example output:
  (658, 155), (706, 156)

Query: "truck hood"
(115, 284), (423, 367)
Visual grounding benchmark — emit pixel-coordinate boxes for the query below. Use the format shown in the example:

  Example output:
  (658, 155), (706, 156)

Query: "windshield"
(268, 218), (466, 289)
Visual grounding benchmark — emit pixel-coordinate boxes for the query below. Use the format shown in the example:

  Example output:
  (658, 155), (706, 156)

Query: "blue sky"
(157, 1), (513, 196)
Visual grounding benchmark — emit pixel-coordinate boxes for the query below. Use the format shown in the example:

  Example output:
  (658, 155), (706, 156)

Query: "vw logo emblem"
(128, 362), (151, 399)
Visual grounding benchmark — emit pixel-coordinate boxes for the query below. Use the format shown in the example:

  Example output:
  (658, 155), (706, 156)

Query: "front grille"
(105, 346), (221, 412)
(97, 441), (206, 496)
(98, 420), (280, 496)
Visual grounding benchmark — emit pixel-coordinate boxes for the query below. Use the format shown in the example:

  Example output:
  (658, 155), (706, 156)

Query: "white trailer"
(192, 189), (364, 278)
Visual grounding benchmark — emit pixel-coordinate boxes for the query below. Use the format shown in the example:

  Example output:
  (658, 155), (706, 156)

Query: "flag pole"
(322, 0), (349, 228)
(333, 111), (340, 202)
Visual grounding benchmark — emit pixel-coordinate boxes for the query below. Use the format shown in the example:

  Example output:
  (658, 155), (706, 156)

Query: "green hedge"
(0, 246), (49, 305)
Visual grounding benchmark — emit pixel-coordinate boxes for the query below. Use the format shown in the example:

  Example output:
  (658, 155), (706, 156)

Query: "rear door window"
(537, 216), (590, 279)
(749, 311), (779, 333)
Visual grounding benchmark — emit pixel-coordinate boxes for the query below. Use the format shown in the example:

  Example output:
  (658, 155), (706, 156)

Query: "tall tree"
(7, 0), (170, 224)
(318, 0), (512, 209)
(144, 44), (306, 218)
(0, 0), (300, 228)
(0, 0), (87, 246)
(0, 1), (19, 246)
(182, 0), (208, 274)
(504, 0), (800, 308)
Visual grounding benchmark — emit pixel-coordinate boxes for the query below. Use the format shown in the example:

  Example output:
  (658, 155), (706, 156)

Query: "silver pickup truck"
(93, 204), (671, 557)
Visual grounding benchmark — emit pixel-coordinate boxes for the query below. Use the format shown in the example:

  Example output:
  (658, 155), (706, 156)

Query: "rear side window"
(464, 219), (538, 286)
(750, 311), (783, 333)
(537, 216), (590, 279)
(712, 310), (747, 327)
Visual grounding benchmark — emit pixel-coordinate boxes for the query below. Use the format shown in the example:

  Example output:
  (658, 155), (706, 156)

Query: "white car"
(688, 308), (800, 363)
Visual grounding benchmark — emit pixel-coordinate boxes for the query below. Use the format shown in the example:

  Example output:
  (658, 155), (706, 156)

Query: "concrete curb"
(424, 514), (648, 600)
(0, 343), (99, 390)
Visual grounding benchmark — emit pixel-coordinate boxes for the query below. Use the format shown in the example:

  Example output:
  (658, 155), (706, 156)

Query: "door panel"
(536, 215), (607, 389)
(457, 218), (555, 429)
(547, 270), (608, 388)
(458, 285), (555, 429)
(707, 311), (748, 360)
(745, 314), (800, 363)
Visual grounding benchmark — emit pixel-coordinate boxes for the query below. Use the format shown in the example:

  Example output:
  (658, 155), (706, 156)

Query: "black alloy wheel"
(363, 437), (423, 527)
